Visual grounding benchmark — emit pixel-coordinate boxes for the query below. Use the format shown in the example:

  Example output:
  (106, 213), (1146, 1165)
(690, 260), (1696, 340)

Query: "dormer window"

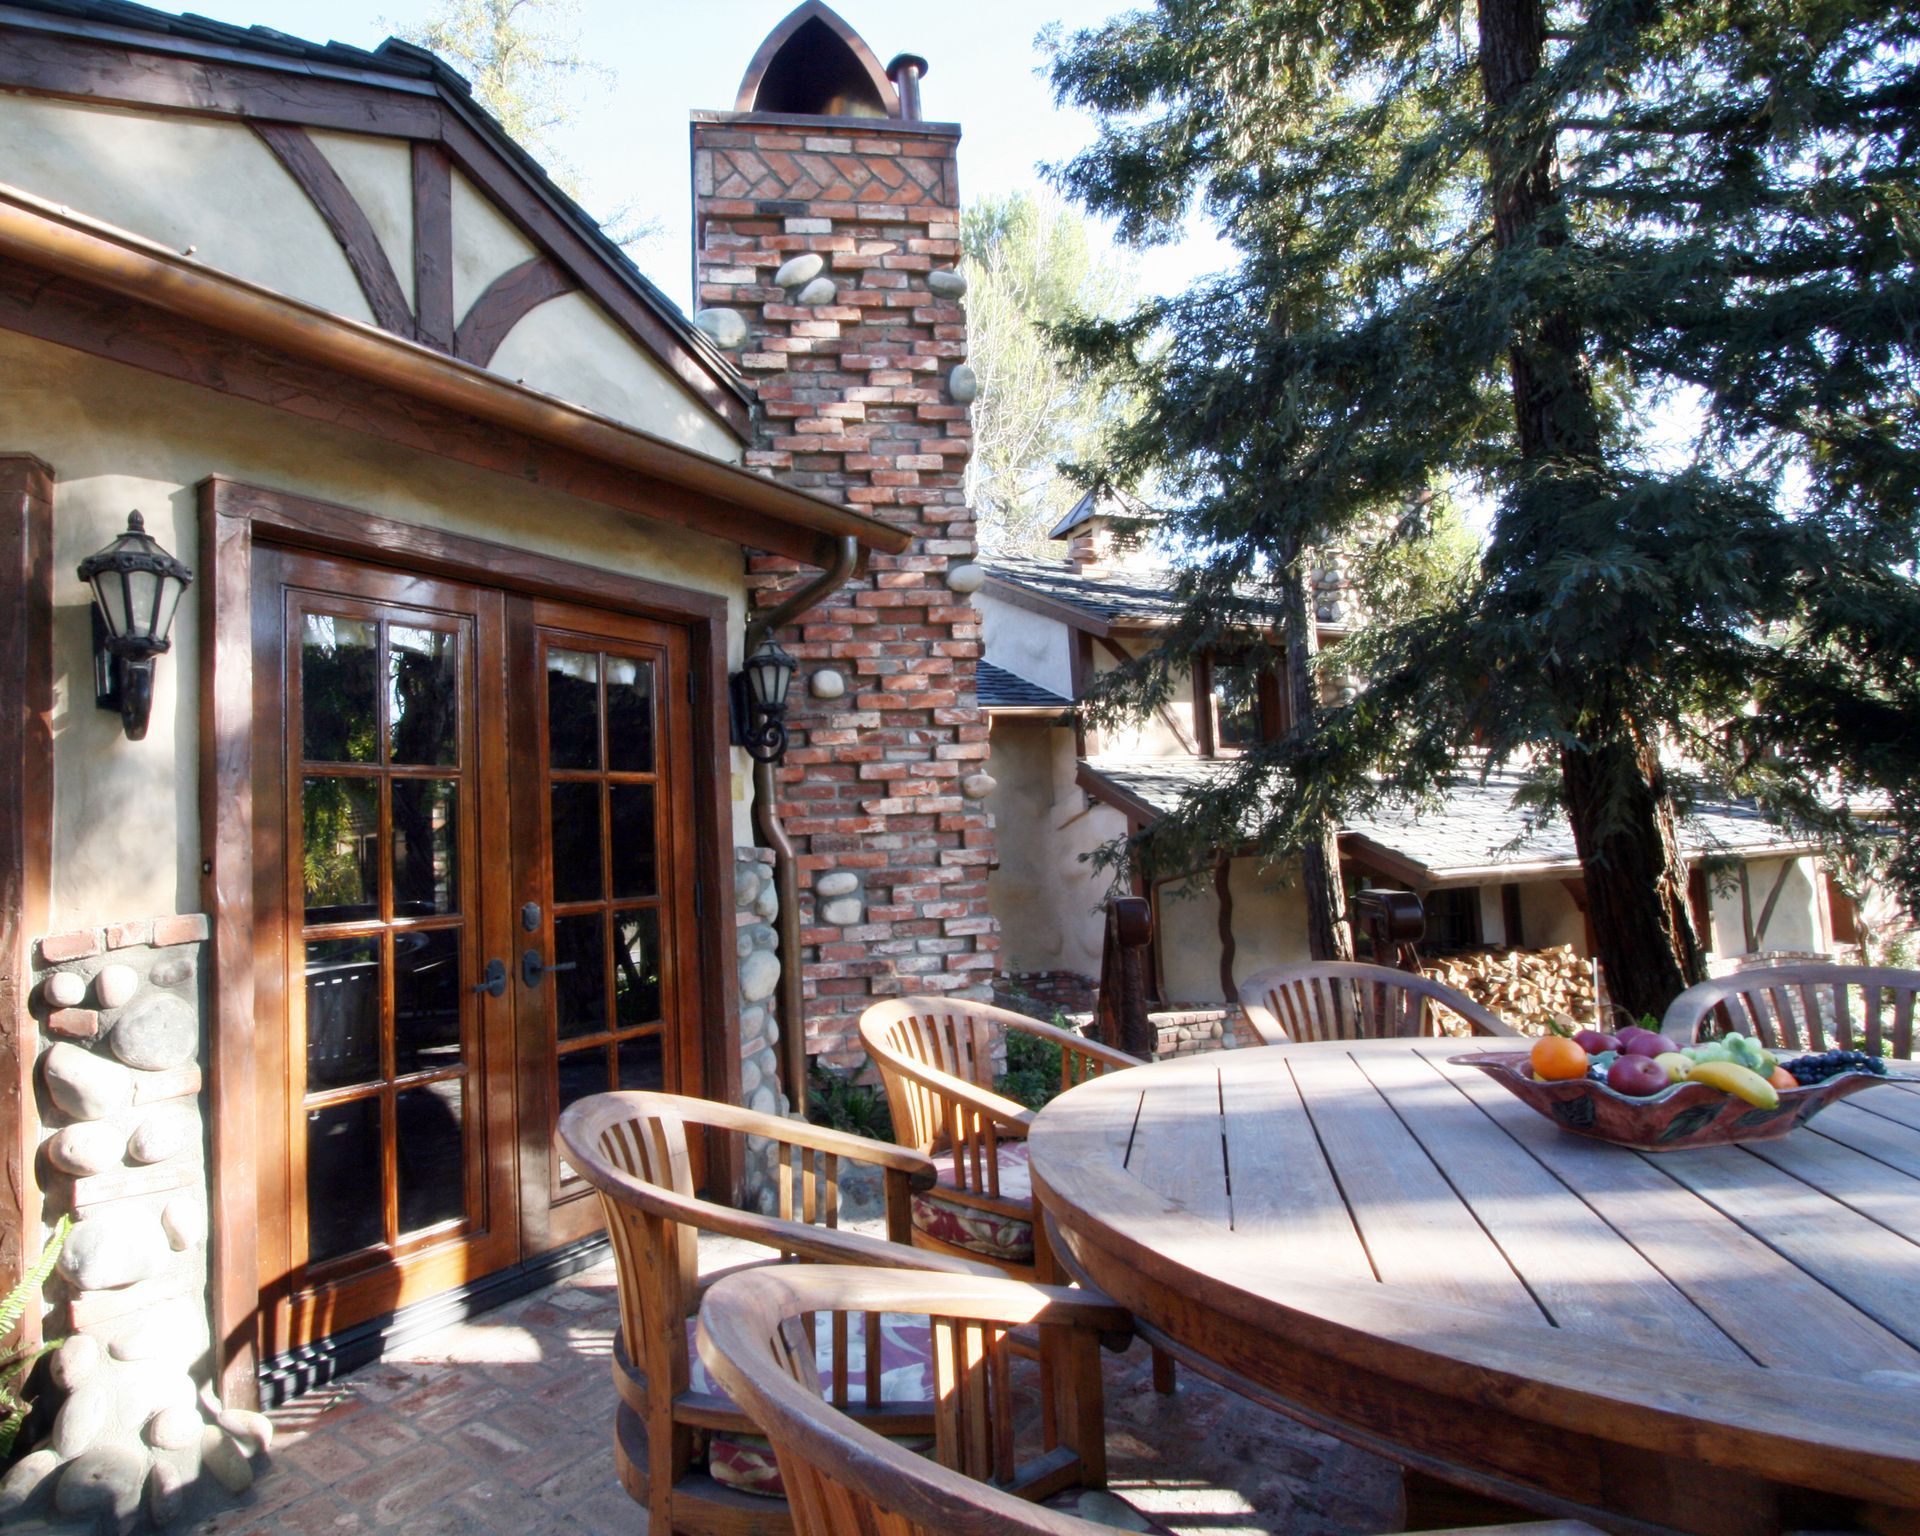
(1194, 651), (1282, 756)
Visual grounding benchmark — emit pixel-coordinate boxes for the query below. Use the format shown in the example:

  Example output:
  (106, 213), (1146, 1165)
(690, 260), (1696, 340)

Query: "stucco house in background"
(980, 497), (1864, 1014)
(1, 0), (995, 1480)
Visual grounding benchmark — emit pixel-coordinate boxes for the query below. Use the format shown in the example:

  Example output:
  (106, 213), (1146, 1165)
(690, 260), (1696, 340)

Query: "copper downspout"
(747, 535), (860, 1114)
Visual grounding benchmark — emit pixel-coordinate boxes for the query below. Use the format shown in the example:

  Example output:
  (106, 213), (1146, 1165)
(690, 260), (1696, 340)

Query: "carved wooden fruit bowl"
(1453, 1050), (1909, 1152)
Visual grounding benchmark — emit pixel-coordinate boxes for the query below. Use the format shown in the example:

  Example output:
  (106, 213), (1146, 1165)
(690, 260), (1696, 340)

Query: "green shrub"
(995, 1022), (1067, 1112)
(807, 1065), (893, 1143)
(1, 1215), (70, 1463)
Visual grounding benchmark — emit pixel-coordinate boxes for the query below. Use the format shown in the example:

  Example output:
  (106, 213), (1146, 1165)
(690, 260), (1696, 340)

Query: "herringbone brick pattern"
(178, 1245), (1403, 1535)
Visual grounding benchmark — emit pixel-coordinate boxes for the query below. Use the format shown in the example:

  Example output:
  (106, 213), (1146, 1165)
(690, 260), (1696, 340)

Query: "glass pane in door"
(295, 604), (476, 1275)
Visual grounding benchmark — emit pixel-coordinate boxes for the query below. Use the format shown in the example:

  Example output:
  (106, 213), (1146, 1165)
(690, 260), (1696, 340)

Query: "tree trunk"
(1281, 554), (1354, 962)
(1559, 733), (1701, 1024)
(1479, 0), (1703, 1017)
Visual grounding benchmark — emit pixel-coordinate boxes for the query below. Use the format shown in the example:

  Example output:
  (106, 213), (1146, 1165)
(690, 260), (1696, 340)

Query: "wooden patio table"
(1027, 1036), (1920, 1536)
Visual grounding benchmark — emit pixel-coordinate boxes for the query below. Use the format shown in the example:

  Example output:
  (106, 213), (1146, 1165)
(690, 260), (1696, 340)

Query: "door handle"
(471, 957), (507, 998)
(522, 949), (578, 989)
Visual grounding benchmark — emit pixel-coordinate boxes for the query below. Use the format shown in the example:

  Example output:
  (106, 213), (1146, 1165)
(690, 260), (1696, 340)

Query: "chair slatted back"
(1663, 965), (1920, 1057)
(699, 1268), (1129, 1536)
(1238, 961), (1517, 1047)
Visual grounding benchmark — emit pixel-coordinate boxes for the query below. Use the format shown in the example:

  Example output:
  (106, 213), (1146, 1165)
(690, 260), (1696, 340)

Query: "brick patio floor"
(18, 1235), (1407, 1535)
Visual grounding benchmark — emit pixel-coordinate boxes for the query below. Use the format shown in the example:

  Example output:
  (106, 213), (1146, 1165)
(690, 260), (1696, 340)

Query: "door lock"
(522, 948), (577, 989)
(471, 957), (507, 998)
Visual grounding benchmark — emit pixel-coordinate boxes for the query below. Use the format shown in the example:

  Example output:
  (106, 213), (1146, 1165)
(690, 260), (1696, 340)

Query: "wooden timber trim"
(0, 194), (909, 562)
(454, 255), (573, 368)
(251, 121), (415, 337)
(0, 453), (52, 1342)
(0, 264), (832, 567)
(0, 17), (754, 436)
(978, 573), (1112, 638)
(410, 143), (455, 353)
(200, 476), (745, 1396)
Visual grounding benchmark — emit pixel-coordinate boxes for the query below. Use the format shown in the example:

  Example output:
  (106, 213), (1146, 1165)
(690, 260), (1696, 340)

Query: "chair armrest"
(681, 1097), (941, 1187)
(1008, 1011), (1144, 1072)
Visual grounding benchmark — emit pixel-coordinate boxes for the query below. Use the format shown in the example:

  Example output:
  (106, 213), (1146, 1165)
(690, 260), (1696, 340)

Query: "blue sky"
(165, 0), (1230, 308)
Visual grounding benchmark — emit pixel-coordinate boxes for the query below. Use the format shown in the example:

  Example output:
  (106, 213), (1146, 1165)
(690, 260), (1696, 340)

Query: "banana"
(1687, 1059), (1780, 1109)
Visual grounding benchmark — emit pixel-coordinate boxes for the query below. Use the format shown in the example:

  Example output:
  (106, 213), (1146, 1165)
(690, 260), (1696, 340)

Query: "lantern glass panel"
(125, 568), (162, 639)
(152, 572), (186, 646)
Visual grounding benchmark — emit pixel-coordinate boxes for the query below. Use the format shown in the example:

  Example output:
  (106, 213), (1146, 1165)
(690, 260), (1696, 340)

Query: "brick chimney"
(692, 3), (999, 1068)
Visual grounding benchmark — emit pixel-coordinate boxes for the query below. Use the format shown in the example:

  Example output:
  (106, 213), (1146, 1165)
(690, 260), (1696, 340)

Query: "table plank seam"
(1285, 1054), (1386, 1284)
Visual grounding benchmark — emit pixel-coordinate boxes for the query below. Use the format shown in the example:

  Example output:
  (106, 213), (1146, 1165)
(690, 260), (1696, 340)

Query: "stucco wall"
(1093, 635), (1195, 757)
(1704, 855), (1824, 957)
(1155, 858), (1313, 1006)
(2, 328), (753, 929)
(977, 593), (1074, 700)
(1516, 879), (1588, 952)
(984, 721), (1123, 978)
(0, 97), (740, 456)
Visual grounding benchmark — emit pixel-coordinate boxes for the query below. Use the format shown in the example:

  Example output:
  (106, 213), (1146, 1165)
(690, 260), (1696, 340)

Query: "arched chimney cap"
(735, 1), (901, 118)
(886, 53), (930, 79)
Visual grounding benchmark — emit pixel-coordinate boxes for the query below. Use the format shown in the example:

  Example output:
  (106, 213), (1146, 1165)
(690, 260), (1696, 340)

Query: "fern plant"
(1, 1215), (70, 1462)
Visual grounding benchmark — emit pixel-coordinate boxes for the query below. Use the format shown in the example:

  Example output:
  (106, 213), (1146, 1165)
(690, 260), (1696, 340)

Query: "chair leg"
(1151, 1344), (1176, 1395)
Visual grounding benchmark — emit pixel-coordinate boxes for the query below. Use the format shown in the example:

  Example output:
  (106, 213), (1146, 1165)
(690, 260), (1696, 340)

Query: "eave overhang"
(0, 183), (911, 566)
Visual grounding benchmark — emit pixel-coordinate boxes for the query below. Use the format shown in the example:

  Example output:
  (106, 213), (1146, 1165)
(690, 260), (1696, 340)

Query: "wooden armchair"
(857, 997), (1140, 1277)
(1238, 960), (1518, 1046)
(1661, 964), (1920, 1057)
(696, 1265), (1163, 1534)
(697, 1266), (1601, 1536)
(555, 1091), (997, 1536)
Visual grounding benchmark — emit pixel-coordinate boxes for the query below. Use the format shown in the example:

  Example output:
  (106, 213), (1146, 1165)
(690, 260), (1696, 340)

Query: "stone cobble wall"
(693, 113), (999, 1071)
(6, 916), (270, 1528)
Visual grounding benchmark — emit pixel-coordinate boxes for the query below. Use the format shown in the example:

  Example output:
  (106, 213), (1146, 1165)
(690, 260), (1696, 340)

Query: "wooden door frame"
(0, 454), (54, 1335)
(200, 475), (742, 1406)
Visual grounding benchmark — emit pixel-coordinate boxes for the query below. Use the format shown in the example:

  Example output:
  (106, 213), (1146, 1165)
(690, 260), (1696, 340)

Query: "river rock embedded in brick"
(108, 992), (197, 1071)
(61, 1211), (169, 1290)
(795, 275), (837, 305)
(808, 666), (846, 699)
(945, 562), (984, 593)
(816, 871), (860, 898)
(927, 267), (968, 297)
(54, 1443), (147, 1522)
(48, 1119), (129, 1175)
(948, 362), (979, 402)
(774, 252), (825, 288)
(94, 962), (140, 1009)
(739, 948), (780, 1003)
(820, 896), (864, 925)
(694, 307), (747, 348)
(44, 969), (87, 1008)
(45, 1041), (136, 1119)
(128, 1103), (197, 1164)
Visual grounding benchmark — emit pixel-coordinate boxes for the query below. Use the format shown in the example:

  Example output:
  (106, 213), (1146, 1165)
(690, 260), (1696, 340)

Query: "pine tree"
(1046, 0), (1920, 1020)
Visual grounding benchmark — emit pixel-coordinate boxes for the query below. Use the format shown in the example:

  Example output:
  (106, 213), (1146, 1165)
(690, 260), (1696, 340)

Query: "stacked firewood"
(1424, 945), (1597, 1035)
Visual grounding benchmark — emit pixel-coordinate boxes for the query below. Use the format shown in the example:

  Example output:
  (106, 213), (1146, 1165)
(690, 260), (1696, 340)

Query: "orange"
(1530, 1035), (1591, 1081)
(1769, 1066), (1797, 1092)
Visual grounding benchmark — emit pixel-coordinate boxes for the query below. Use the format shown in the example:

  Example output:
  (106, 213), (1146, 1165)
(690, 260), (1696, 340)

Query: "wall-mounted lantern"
(730, 637), (797, 763)
(77, 511), (193, 742)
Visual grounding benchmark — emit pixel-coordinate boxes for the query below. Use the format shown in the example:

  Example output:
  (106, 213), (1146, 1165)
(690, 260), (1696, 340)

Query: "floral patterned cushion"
(687, 1312), (935, 1498)
(911, 1140), (1035, 1265)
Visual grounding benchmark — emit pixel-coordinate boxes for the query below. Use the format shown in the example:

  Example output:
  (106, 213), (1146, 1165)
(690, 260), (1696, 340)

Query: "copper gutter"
(747, 536), (860, 1115)
(0, 184), (910, 562)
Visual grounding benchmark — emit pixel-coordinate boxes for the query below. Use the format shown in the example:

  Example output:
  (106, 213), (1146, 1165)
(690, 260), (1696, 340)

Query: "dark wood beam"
(0, 453), (53, 1345)
(0, 263), (852, 568)
(453, 254), (572, 367)
(0, 23), (754, 437)
(251, 122), (416, 337)
(410, 142), (454, 352)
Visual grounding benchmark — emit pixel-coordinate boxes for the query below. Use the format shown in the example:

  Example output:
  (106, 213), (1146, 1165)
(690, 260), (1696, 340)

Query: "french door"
(252, 550), (702, 1355)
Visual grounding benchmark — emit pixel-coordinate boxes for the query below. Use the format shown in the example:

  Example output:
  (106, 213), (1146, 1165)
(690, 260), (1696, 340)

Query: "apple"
(1573, 1029), (1620, 1054)
(1622, 1031), (1681, 1058)
(1607, 1055), (1671, 1097)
